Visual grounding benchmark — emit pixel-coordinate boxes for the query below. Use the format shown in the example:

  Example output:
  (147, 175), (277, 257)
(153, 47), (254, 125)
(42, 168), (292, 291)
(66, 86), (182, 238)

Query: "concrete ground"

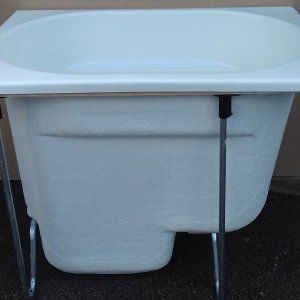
(0, 180), (299, 299)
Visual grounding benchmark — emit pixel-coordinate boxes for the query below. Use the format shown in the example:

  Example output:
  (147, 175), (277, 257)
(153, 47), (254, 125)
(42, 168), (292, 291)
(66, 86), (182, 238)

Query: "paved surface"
(0, 180), (299, 299)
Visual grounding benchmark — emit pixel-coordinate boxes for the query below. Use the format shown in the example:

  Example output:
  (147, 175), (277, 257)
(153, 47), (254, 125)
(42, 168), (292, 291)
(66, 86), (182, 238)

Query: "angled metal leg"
(29, 219), (37, 297)
(212, 95), (233, 300)
(0, 127), (28, 294)
(0, 108), (38, 297)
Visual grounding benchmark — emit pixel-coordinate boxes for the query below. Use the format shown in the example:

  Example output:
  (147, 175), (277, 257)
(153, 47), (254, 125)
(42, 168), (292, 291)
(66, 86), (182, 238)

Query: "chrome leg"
(0, 128), (27, 294)
(218, 117), (227, 300)
(29, 219), (37, 297)
(212, 95), (232, 300)
(211, 233), (220, 295)
(0, 112), (38, 297)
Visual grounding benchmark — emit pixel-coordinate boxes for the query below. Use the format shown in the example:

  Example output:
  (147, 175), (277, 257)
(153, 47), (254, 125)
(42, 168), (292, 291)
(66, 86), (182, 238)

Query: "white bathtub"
(0, 8), (299, 273)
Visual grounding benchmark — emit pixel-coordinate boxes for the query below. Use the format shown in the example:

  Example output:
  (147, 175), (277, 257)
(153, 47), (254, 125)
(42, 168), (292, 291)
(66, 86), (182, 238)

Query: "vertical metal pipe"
(0, 128), (27, 293)
(218, 118), (227, 300)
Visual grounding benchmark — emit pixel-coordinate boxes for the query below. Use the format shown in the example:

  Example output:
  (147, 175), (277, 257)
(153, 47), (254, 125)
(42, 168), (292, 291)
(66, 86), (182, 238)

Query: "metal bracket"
(211, 94), (233, 300)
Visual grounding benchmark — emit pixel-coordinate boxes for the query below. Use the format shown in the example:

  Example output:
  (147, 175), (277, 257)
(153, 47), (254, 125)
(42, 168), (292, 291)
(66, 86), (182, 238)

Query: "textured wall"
(0, 0), (300, 178)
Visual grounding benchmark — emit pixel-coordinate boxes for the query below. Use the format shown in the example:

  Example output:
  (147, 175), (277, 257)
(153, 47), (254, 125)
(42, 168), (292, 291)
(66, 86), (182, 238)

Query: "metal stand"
(211, 95), (233, 300)
(0, 107), (38, 297)
(211, 233), (220, 295)
(29, 219), (37, 297)
(0, 126), (28, 294)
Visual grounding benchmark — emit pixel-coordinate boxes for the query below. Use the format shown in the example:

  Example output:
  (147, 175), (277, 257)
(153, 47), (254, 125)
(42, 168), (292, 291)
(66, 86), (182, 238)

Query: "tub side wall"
(5, 94), (293, 273)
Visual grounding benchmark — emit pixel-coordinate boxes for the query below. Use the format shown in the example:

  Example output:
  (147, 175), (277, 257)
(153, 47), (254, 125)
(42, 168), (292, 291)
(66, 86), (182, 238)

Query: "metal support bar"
(29, 219), (37, 297)
(0, 127), (27, 293)
(0, 105), (38, 297)
(218, 116), (227, 300)
(211, 95), (233, 300)
(211, 233), (220, 295)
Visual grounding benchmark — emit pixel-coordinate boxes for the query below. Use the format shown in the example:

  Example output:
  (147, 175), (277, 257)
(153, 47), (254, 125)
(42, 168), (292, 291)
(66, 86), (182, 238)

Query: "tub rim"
(1, 7), (300, 96)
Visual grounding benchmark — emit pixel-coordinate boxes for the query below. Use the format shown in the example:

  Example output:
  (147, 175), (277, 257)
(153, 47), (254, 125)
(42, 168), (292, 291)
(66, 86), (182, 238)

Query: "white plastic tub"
(0, 8), (299, 273)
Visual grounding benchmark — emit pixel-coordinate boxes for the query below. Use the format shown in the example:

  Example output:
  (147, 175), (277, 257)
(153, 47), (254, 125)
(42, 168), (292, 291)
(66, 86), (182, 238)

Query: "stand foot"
(29, 219), (37, 297)
(211, 233), (220, 296)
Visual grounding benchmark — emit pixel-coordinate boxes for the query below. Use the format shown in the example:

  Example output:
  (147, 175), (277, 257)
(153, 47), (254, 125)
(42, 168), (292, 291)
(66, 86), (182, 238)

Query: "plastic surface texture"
(6, 94), (293, 273)
(1, 8), (300, 94)
(1, 7), (298, 273)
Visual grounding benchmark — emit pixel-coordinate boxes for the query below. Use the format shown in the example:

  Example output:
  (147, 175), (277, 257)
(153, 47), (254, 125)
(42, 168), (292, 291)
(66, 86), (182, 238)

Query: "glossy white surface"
(0, 8), (300, 94)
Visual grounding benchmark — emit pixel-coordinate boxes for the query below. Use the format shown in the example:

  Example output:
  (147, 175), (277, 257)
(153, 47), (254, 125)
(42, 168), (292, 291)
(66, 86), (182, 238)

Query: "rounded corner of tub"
(225, 201), (267, 233)
(146, 248), (174, 272)
(124, 245), (175, 274)
(39, 241), (83, 274)
(42, 254), (71, 274)
(42, 252), (95, 275)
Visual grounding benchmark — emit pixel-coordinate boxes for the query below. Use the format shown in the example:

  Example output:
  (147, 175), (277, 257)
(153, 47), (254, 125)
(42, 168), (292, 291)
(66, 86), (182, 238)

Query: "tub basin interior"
(1, 9), (300, 74)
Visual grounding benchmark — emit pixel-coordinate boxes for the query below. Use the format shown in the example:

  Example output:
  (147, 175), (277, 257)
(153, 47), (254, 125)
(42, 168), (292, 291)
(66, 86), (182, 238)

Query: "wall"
(1, 0), (300, 27)
(0, 0), (300, 178)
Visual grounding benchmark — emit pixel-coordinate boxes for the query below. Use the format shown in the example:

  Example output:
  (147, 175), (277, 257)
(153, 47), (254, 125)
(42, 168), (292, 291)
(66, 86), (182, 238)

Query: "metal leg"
(0, 128), (28, 294)
(29, 219), (37, 297)
(218, 117), (227, 300)
(0, 109), (38, 297)
(212, 95), (233, 300)
(211, 233), (220, 295)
